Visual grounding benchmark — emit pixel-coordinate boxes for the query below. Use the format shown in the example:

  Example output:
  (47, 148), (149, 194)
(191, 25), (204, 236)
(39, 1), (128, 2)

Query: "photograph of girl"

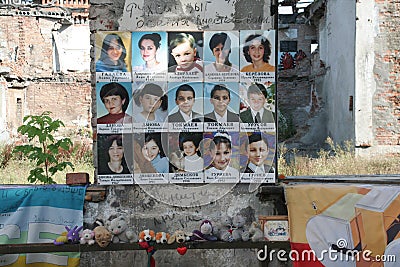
(132, 32), (167, 73)
(204, 32), (239, 74)
(132, 83), (168, 123)
(204, 132), (239, 178)
(97, 82), (132, 124)
(133, 133), (169, 174)
(169, 132), (204, 173)
(168, 32), (203, 73)
(96, 32), (131, 72)
(98, 134), (131, 175)
(240, 30), (275, 73)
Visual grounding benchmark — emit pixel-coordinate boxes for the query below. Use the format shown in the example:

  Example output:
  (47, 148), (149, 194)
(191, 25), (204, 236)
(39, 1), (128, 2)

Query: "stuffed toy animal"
(106, 215), (137, 243)
(191, 220), (217, 241)
(93, 225), (112, 247)
(249, 222), (264, 242)
(155, 232), (170, 244)
(139, 229), (155, 242)
(167, 230), (192, 244)
(213, 215), (234, 242)
(54, 226), (83, 245)
(231, 215), (250, 242)
(80, 229), (95, 245)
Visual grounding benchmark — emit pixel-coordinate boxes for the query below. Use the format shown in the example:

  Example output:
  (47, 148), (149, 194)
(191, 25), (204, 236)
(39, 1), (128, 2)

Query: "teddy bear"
(248, 221), (264, 242)
(191, 220), (217, 241)
(213, 215), (234, 242)
(93, 225), (112, 247)
(106, 215), (137, 243)
(231, 214), (250, 242)
(80, 229), (95, 245)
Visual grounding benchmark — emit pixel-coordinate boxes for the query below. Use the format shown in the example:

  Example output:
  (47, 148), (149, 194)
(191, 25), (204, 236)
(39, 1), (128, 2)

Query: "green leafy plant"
(13, 111), (74, 184)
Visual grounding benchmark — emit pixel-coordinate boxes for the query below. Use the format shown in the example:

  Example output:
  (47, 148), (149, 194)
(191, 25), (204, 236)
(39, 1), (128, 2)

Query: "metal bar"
(0, 241), (290, 254)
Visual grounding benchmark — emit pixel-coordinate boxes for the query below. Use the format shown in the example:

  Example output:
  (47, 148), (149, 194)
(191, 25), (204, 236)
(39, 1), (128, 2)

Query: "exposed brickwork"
(0, 14), (91, 138)
(373, 0), (400, 146)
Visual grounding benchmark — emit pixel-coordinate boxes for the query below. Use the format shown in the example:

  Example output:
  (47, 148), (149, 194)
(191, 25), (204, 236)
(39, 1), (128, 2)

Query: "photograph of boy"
(169, 132), (204, 173)
(204, 83), (239, 123)
(168, 83), (203, 123)
(204, 31), (239, 73)
(168, 32), (203, 73)
(95, 32), (131, 72)
(240, 83), (274, 123)
(240, 132), (274, 174)
(240, 30), (275, 73)
(132, 32), (167, 72)
(97, 82), (132, 124)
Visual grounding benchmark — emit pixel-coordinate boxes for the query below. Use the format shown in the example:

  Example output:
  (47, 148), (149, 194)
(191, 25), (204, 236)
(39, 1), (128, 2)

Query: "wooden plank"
(0, 241), (290, 254)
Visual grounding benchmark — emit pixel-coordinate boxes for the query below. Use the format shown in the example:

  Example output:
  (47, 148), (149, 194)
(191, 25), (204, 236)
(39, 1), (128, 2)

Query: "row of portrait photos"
(95, 30), (276, 83)
(96, 30), (277, 185)
(98, 132), (275, 185)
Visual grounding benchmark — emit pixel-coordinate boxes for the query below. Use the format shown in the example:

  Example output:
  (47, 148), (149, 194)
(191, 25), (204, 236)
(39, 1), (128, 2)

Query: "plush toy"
(167, 230), (192, 244)
(93, 225), (112, 247)
(248, 222), (264, 242)
(80, 229), (95, 245)
(139, 229), (156, 242)
(213, 215), (234, 242)
(54, 226), (83, 245)
(106, 215), (137, 243)
(191, 220), (217, 241)
(231, 215), (250, 242)
(156, 232), (170, 244)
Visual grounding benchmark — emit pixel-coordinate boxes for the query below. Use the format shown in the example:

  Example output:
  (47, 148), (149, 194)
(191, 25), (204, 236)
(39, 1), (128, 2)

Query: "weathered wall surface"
(87, 1), (287, 266)
(366, 0), (400, 153)
(318, 0), (356, 146)
(0, 8), (91, 140)
(81, 184), (286, 267)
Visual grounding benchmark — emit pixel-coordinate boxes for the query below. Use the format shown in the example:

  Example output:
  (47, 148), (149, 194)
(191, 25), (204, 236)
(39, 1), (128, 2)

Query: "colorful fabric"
(0, 185), (86, 267)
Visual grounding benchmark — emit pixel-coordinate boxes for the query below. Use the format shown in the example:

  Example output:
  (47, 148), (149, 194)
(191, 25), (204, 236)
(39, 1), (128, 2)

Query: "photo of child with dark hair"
(240, 132), (274, 174)
(97, 82), (132, 124)
(98, 134), (131, 175)
(95, 32), (131, 72)
(170, 132), (204, 173)
(204, 132), (240, 183)
(240, 31), (275, 73)
(132, 83), (168, 123)
(134, 133), (169, 174)
(132, 32), (167, 73)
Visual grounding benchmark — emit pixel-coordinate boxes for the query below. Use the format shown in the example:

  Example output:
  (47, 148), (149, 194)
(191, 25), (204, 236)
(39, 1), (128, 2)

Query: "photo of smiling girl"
(132, 32), (167, 81)
(95, 32), (131, 73)
(204, 132), (239, 183)
(240, 30), (275, 83)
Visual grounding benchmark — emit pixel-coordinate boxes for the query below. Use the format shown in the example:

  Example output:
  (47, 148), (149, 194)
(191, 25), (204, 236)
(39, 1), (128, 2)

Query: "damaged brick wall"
(0, 12), (91, 139)
(373, 0), (400, 147)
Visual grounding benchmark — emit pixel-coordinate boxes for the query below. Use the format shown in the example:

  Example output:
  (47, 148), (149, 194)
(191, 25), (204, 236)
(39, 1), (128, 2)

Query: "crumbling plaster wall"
(317, 0), (356, 146)
(356, 0), (400, 155)
(0, 12), (91, 139)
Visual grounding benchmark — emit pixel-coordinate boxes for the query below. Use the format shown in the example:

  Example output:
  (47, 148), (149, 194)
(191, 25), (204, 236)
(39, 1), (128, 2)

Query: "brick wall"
(373, 0), (400, 146)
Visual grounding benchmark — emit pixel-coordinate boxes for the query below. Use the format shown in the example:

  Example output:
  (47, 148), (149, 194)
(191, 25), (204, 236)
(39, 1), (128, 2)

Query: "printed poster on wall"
(95, 29), (277, 185)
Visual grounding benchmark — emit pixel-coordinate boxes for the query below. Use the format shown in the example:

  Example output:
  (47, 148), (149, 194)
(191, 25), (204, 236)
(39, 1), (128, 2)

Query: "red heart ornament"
(177, 246), (187, 255)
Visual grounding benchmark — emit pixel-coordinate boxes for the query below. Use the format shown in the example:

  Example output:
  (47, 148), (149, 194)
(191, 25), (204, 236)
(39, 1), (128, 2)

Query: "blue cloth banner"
(0, 185), (86, 267)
